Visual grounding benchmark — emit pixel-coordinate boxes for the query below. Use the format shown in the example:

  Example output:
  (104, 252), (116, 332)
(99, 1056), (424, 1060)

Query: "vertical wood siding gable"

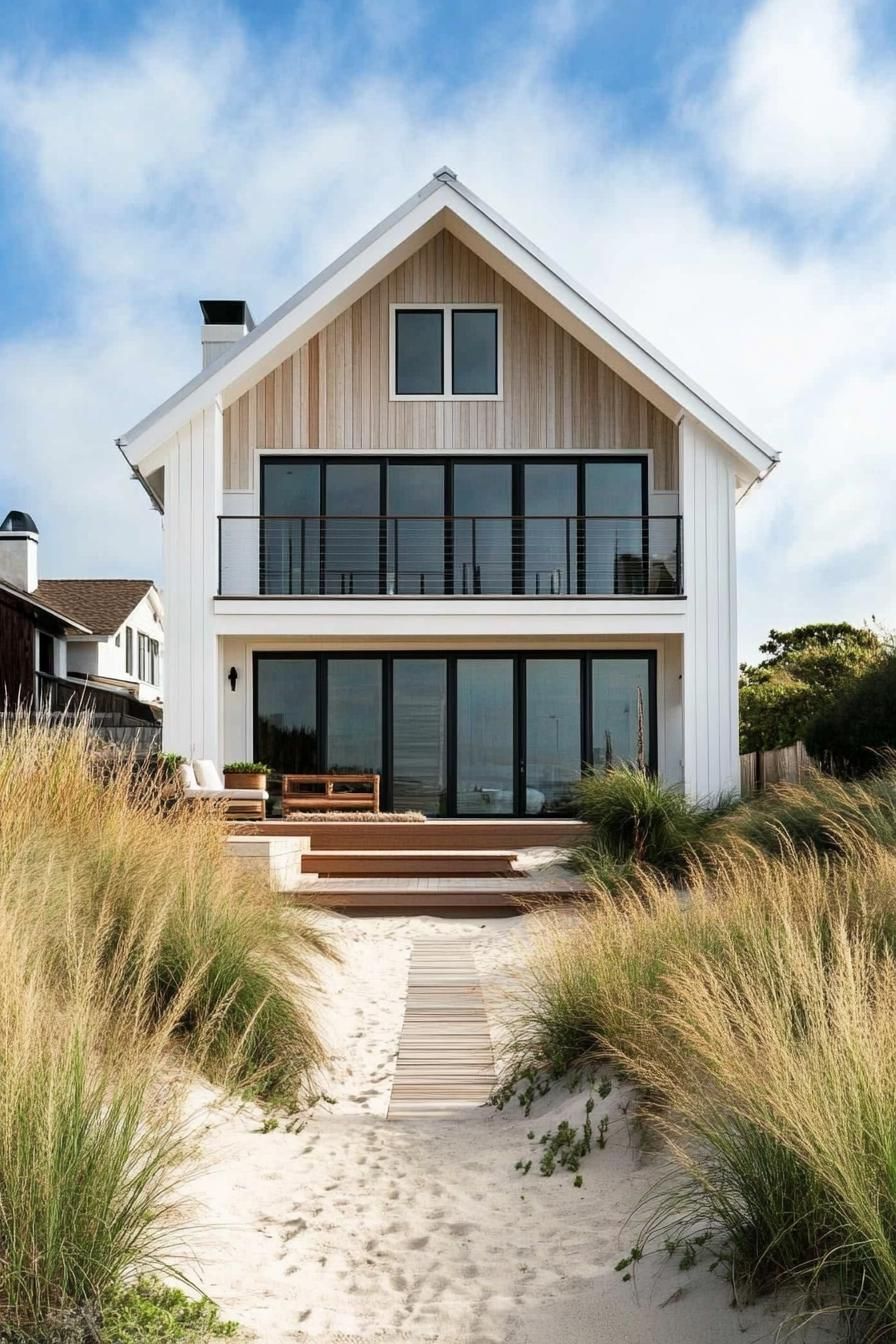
(222, 230), (677, 489)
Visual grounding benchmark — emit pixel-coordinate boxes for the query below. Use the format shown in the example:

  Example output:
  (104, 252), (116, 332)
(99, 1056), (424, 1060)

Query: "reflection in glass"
(592, 657), (651, 770)
(395, 310), (443, 394)
(387, 464), (445, 594)
(526, 659), (581, 813)
(324, 464), (381, 594)
(260, 462), (320, 594)
(456, 659), (514, 813)
(255, 658), (317, 777)
(453, 464), (512, 594)
(326, 659), (383, 778)
(523, 464), (578, 595)
(585, 461), (645, 594)
(452, 310), (498, 395)
(392, 659), (448, 814)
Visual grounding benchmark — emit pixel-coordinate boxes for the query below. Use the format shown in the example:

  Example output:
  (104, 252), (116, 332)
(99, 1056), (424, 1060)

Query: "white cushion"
(193, 759), (224, 790)
(177, 762), (197, 790)
(182, 786), (268, 801)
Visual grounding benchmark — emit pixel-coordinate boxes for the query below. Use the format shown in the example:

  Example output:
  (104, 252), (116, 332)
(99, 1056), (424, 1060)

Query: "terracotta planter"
(224, 771), (267, 791)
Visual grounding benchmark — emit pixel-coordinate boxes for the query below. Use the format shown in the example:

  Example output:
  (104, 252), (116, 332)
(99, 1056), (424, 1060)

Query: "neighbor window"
(137, 633), (160, 685)
(392, 305), (500, 399)
(125, 626), (133, 675)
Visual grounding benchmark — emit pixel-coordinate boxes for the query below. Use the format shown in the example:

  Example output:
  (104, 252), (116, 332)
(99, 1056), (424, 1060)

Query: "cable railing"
(217, 514), (683, 597)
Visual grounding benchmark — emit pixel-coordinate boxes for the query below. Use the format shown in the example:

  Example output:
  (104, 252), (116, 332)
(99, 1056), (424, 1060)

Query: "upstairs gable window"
(392, 304), (501, 400)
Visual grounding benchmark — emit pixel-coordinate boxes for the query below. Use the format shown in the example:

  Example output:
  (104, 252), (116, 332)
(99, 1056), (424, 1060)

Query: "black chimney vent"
(0, 510), (38, 534)
(199, 300), (254, 327)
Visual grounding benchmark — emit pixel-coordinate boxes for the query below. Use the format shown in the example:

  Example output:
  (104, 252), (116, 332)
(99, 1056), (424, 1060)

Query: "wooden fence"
(740, 741), (813, 795)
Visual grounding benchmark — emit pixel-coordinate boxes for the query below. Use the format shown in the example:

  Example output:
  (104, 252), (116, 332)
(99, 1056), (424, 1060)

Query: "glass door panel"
(387, 464), (445, 594)
(260, 461), (320, 594)
(523, 464), (578, 595)
(455, 658), (515, 813)
(324, 464), (381, 594)
(325, 659), (383, 784)
(453, 463), (513, 594)
(591, 657), (652, 770)
(525, 659), (582, 814)
(254, 657), (318, 806)
(392, 659), (448, 815)
(584, 460), (645, 594)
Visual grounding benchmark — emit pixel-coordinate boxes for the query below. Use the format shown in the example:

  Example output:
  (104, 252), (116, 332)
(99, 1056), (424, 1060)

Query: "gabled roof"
(33, 579), (157, 636)
(0, 579), (92, 634)
(119, 167), (779, 483)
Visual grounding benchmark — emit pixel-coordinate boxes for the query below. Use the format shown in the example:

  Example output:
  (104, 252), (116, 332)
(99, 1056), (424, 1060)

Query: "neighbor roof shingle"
(33, 579), (156, 636)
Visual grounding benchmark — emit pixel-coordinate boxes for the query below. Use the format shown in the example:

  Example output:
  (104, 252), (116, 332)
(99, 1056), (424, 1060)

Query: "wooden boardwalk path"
(388, 938), (497, 1120)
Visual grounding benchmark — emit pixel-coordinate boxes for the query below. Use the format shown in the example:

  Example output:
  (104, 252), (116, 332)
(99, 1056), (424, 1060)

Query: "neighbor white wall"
(161, 401), (223, 758)
(679, 415), (739, 800)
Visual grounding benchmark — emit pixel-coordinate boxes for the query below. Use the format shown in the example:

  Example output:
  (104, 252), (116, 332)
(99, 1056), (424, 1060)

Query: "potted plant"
(222, 760), (270, 791)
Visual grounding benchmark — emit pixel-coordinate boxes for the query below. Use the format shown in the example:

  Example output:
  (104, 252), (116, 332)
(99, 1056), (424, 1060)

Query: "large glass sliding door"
(591, 656), (652, 771)
(326, 659), (382, 775)
(453, 464), (513, 594)
(254, 651), (656, 815)
(525, 659), (582, 814)
(387, 464), (445, 594)
(324, 464), (381, 594)
(585, 461), (645, 594)
(456, 658), (515, 813)
(392, 658), (448, 814)
(255, 657), (318, 772)
(260, 462), (320, 594)
(523, 463), (578, 595)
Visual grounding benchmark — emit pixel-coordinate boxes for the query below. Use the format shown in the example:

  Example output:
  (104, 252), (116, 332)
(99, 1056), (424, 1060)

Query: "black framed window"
(394, 309), (444, 395)
(37, 631), (54, 675)
(452, 309), (498, 395)
(125, 626), (133, 675)
(258, 455), (653, 598)
(254, 650), (657, 816)
(393, 306), (500, 398)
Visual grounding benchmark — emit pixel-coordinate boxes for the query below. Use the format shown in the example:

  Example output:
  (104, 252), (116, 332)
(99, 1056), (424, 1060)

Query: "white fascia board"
(441, 184), (778, 478)
(120, 180), (449, 464)
(120, 169), (778, 480)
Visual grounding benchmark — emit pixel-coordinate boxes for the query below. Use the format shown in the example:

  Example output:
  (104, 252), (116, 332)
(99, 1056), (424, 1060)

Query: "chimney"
(0, 510), (39, 593)
(200, 299), (254, 368)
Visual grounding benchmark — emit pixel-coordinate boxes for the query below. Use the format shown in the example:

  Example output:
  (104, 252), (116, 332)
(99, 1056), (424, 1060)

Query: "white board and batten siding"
(160, 402), (222, 760)
(679, 415), (739, 800)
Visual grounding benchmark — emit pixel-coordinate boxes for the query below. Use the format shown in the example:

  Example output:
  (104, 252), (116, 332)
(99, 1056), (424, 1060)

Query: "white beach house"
(117, 168), (777, 816)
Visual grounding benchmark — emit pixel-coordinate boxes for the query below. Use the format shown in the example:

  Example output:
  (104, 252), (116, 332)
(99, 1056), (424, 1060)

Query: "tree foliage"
(739, 623), (885, 754)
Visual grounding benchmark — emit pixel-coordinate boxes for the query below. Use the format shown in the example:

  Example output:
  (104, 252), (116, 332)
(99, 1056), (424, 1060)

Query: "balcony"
(217, 514), (683, 598)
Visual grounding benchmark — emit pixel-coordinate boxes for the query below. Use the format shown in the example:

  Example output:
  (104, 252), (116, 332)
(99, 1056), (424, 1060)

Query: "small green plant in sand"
(100, 1278), (238, 1343)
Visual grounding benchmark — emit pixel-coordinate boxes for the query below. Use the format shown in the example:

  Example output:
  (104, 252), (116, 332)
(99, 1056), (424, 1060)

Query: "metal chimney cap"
(199, 299), (255, 328)
(0, 510), (38, 534)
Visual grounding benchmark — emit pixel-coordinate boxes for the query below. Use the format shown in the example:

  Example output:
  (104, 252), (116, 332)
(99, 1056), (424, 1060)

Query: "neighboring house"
(0, 510), (164, 715)
(117, 168), (778, 814)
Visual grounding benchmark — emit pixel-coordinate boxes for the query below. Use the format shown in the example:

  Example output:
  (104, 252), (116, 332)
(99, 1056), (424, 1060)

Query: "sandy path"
(183, 911), (837, 1344)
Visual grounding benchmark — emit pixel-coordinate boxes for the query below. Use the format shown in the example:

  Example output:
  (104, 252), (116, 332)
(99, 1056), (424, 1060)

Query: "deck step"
(290, 875), (586, 911)
(301, 849), (519, 877)
(241, 819), (588, 851)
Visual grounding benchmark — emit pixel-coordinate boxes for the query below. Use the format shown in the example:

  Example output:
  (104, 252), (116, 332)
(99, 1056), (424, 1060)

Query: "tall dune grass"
(510, 837), (896, 1334)
(0, 713), (332, 1336)
(0, 714), (331, 1100)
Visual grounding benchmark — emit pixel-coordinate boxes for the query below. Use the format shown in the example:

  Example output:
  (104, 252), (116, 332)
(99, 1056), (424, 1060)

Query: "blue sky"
(0, 0), (895, 657)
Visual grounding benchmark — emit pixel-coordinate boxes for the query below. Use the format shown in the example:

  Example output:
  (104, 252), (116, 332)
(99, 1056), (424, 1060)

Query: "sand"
(181, 908), (839, 1344)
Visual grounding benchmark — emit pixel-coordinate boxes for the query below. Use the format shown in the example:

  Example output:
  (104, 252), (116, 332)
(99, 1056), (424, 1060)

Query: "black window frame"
(253, 649), (657, 817)
(259, 454), (649, 598)
(125, 626), (133, 675)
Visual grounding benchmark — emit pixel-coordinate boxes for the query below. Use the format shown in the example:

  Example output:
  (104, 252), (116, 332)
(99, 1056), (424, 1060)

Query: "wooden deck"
(388, 938), (497, 1118)
(291, 874), (585, 912)
(239, 818), (588, 851)
(300, 849), (518, 877)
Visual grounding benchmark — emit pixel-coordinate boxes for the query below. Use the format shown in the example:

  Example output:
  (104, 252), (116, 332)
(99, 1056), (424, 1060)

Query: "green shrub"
(221, 761), (269, 774)
(572, 766), (724, 878)
(101, 1278), (237, 1342)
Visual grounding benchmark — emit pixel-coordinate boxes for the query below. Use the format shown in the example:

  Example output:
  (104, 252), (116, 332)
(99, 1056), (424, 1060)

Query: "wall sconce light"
(227, 666), (238, 692)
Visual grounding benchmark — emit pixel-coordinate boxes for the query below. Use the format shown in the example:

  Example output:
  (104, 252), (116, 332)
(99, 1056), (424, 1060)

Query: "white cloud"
(0, 1), (894, 657)
(701, 0), (896, 200)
